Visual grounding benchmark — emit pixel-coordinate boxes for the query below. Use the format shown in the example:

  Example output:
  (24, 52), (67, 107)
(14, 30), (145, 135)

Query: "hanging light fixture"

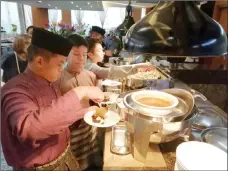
(124, 1), (227, 57)
(116, 0), (135, 36)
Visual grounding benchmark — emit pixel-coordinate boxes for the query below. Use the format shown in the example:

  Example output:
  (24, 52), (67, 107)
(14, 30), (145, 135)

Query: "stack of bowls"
(175, 141), (227, 170)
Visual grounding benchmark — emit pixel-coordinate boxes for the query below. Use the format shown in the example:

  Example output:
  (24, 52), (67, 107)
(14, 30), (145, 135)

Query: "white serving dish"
(131, 90), (179, 116)
(176, 141), (227, 170)
(102, 79), (122, 87)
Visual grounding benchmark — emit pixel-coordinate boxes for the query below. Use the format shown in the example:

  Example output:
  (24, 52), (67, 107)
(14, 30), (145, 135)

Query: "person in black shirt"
(1, 34), (31, 82)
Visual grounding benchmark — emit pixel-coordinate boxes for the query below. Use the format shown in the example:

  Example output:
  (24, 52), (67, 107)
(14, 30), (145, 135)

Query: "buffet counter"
(104, 60), (228, 113)
(102, 80), (227, 171)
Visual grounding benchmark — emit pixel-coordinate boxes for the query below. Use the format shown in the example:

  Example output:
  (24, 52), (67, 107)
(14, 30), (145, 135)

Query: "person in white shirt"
(84, 39), (153, 79)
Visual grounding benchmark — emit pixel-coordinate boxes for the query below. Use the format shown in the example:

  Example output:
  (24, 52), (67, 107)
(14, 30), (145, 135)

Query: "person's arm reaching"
(87, 63), (110, 79)
(3, 89), (85, 147)
(87, 62), (153, 80)
(3, 86), (103, 148)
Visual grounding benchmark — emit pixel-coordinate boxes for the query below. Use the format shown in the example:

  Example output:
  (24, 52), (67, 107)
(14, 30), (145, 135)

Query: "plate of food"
(84, 107), (121, 127)
(100, 92), (119, 105)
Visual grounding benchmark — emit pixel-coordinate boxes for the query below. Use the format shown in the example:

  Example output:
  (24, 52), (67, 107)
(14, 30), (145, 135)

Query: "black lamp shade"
(116, 16), (135, 36)
(124, 1), (227, 57)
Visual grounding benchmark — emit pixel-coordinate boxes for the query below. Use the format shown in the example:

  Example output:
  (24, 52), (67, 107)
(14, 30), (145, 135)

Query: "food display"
(92, 107), (108, 124)
(128, 70), (161, 80)
(125, 67), (172, 89)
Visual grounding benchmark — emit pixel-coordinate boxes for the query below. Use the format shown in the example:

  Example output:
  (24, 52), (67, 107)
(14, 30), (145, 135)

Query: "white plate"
(84, 110), (121, 128)
(176, 141), (227, 170)
(100, 92), (119, 105)
(101, 79), (122, 87)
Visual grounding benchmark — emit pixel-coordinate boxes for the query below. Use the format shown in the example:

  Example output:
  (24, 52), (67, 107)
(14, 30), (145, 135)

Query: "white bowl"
(131, 90), (179, 116)
(176, 141), (227, 170)
(101, 79), (122, 87)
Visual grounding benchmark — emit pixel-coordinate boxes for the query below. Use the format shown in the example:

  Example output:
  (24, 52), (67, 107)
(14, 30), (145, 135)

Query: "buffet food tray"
(124, 67), (173, 90)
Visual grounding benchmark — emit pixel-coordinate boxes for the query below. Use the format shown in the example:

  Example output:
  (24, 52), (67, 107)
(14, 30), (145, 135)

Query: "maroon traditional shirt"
(1, 68), (87, 168)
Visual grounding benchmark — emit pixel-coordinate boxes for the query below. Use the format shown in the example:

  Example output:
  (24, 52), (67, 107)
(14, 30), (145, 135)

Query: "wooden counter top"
(103, 127), (185, 171)
(101, 79), (227, 170)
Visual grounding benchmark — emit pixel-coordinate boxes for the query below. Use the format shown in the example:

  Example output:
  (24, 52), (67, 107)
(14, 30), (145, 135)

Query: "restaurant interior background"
(0, 0), (228, 169)
(2, 0), (227, 110)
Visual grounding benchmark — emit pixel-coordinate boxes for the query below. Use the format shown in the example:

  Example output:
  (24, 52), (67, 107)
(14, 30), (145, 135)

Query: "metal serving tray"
(125, 67), (173, 90)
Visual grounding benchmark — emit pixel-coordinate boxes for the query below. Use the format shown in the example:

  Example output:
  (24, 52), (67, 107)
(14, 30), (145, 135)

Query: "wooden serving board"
(103, 128), (167, 170)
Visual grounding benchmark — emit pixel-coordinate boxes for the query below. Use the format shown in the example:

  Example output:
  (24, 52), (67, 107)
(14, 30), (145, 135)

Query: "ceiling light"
(71, 1), (74, 4)
(87, 2), (90, 5)
(55, 7), (58, 9)
(91, 6), (92, 8)
(76, 5), (78, 7)
(48, 4), (50, 6)
(80, 8), (81, 10)
(37, 1), (42, 3)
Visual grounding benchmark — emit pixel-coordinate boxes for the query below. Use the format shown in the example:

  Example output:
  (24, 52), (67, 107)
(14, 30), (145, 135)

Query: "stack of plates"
(175, 141), (227, 170)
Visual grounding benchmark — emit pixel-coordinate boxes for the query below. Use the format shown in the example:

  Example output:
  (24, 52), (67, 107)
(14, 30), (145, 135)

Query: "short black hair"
(67, 34), (88, 48)
(26, 25), (34, 33)
(27, 44), (54, 62)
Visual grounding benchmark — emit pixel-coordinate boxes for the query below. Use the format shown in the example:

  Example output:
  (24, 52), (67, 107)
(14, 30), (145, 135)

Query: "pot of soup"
(130, 90), (179, 116)
(123, 89), (197, 141)
(122, 88), (201, 162)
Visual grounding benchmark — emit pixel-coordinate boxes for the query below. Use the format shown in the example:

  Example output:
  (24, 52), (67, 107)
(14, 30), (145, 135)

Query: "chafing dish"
(122, 88), (206, 162)
(201, 127), (227, 152)
(125, 67), (173, 90)
(116, 89), (141, 121)
(192, 108), (225, 130)
(102, 79), (122, 93)
(191, 128), (203, 141)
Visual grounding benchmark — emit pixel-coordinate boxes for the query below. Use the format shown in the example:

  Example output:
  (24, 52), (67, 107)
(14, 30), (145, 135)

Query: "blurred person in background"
(1, 34), (31, 82)
(26, 25), (34, 36)
(87, 26), (112, 58)
(104, 30), (121, 57)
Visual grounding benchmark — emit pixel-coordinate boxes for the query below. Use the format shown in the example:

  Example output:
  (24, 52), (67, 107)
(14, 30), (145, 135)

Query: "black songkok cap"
(32, 27), (72, 57)
(91, 26), (106, 36)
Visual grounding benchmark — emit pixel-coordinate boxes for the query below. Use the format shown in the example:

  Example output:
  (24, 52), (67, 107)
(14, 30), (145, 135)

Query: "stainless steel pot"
(116, 89), (140, 121)
(121, 88), (205, 162)
(192, 108), (225, 130)
(117, 88), (207, 143)
(124, 89), (198, 143)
